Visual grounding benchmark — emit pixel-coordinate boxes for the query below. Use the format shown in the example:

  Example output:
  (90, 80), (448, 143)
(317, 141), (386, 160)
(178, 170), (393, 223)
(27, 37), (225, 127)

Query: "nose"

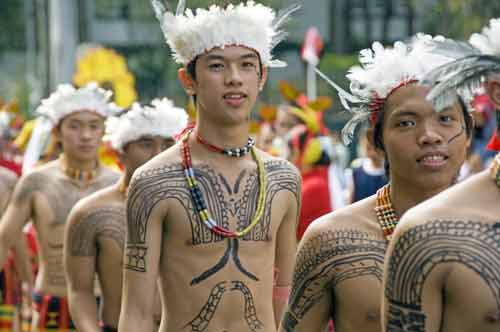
(225, 64), (243, 86)
(418, 119), (443, 146)
(80, 127), (93, 140)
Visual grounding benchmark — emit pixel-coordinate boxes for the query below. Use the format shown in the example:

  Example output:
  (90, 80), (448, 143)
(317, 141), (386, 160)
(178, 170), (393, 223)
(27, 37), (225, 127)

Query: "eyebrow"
(205, 53), (259, 62)
(390, 110), (419, 118)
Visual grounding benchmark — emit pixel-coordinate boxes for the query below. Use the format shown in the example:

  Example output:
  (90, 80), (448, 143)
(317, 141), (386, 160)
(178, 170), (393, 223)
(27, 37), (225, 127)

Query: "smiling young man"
(118, 1), (300, 332)
(382, 19), (500, 332)
(0, 83), (120, 331)
(64, 98), (187, 332)
(279, 35), (473, 332)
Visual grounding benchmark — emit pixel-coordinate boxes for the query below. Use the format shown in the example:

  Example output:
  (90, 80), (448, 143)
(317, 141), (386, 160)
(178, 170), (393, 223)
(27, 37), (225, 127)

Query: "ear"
(258, 66), (269, 91)
(486, 75), (500, 109)
(178, 68), (196, 96)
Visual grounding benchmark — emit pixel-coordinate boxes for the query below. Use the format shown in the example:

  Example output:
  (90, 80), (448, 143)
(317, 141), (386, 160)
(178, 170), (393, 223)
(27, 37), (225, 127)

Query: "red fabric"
(297, 166), (332, 240)
(0, 159), (21, 176)
(487, 129), (500, 151)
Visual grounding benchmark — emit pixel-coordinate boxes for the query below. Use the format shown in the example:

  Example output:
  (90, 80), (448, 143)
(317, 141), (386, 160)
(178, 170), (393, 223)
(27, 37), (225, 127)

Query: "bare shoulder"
(69, 184), (121, 222)
(0, 166), (18, 186)
(259, 151), (300, 176)
(10, 160), (58, 202)
(306, 195), (379, 238)
(399, 170), (497, 236)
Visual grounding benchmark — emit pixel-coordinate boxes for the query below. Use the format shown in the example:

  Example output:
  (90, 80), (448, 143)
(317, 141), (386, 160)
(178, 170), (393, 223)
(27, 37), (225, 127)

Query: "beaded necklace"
(181, 129), (266, 238)
(59, 154), (98, 183)
(196, 131), (256, 157)
(118, 178), (128, 196)
(374, 184), (399, 241)
(490, 153), (500, 189)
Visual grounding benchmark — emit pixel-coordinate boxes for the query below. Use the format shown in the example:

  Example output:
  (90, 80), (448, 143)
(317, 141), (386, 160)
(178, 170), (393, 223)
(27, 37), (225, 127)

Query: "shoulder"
(0, 166), (18, 185)
(11, 162), (58, 201)
(68, 188), (124, 229)
(397, 170), (493, 237)
(308, 195), (378, 234)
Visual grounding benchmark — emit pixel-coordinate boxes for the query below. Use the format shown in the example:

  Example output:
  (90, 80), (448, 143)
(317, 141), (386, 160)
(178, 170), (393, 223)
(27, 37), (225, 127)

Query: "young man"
(0, 83), (120, 331)
(119, 1), (301, 332)
(64, 98), (188, 332)
(279, 34), (473, 332)
(383, 19), (500, 332)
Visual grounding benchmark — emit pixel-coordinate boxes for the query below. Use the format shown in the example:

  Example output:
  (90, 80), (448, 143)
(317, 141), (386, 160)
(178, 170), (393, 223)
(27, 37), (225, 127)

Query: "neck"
(196, 117), (250, 149)
(61, 153), (99, 172)
(389, 177), (446, 218)
(123, 169), (134, 188)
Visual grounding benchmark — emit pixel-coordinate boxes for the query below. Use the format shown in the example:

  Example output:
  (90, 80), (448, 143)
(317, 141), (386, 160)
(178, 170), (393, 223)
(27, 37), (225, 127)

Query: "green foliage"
(0, 0), (25, 50)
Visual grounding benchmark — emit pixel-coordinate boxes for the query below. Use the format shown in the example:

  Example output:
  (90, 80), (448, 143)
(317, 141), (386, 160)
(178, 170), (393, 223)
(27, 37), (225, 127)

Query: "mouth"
(223, 92), (247, 107)
(416, 152), (449, 169)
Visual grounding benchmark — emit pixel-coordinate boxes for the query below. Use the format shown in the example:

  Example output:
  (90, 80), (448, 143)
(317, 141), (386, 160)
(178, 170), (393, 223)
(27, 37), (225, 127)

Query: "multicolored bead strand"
(374, 184), (399, 241)
(181, 129), (266, 238)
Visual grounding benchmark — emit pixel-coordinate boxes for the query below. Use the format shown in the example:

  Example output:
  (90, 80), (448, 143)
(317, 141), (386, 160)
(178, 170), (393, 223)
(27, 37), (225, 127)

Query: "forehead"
(199, 45), (260, 61)
(134, 135), (173, 142)
(384, 85), (435, 116)
(61, 110), (105, 123)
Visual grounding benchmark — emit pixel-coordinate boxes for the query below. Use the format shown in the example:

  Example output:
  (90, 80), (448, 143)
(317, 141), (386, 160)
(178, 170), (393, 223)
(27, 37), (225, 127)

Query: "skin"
(65, 136), (173, 332)
(382, 76), (500, 332)
(119, 45), (301, 332)
(0, 111), (119, 304)
(279, 85), (471, 332)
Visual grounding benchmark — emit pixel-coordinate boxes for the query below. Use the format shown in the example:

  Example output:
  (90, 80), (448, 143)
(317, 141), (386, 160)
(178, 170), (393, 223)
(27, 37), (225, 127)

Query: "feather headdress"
(36, 82), (120, 126)
(316, 34), (455, 144)
(104, 98), (188, 152)
(423, 18), (500, 112)
(151, 0), (300, 67)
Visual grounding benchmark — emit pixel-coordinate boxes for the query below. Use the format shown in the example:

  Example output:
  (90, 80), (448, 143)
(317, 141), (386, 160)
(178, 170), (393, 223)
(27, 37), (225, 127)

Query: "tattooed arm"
(64, 202), (101, 332)
(273, 167), (301, 327)
(0, 173), (38, 270)
(279, 223), (333, 332)
(119, 170), (166, 332)
(382, 218), (447, 332)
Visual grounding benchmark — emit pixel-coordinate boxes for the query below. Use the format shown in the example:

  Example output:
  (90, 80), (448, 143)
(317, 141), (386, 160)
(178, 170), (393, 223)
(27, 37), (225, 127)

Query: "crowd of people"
(0, 1), (499, 331)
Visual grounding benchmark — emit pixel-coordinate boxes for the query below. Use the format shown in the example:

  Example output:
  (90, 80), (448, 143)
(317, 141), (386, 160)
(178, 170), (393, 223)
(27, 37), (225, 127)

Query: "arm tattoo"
(282, 230), (386, 331)
(185, 280), (264, 332)
(125, 160), (301, 273)
(68, 207), (126, 256)
(385, 220), (500, 332)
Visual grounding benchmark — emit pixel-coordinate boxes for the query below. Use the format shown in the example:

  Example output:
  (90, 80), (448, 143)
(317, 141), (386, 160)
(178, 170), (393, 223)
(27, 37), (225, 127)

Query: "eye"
(397, 119), (416, 127)
(242, 61), (256, 69)
(208, 63), (224, 71)
(439, 115), (453, 123)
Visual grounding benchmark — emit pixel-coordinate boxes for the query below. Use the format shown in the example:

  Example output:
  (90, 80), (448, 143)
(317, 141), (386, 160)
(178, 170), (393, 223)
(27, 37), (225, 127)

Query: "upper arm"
(121, 172), (166, 315)
(275, 166), (301, 287)
(382, 219), (445, 332)
(64, 206), (97, 293)
(0, 174), (37, 244)
(279, 225), (332, 332)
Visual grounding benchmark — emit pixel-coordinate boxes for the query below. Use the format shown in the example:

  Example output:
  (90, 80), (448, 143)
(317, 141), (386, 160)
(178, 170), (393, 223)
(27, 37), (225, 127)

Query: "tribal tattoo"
(125, 160), (300, 272)
(385, 220), (500, 332)
(282, 230), (386, 331)
(185, 280), (264, 332)
(68, 207), (126, 256)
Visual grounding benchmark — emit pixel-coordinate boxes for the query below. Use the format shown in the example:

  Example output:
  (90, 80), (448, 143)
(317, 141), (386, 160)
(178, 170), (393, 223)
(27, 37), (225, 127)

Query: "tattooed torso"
(281, 197), (388, 332)
(126, 153), (300, 332)
(384, 171), (500, 332)
(12, 160), (119, 295)
(66, 186), (126, 326)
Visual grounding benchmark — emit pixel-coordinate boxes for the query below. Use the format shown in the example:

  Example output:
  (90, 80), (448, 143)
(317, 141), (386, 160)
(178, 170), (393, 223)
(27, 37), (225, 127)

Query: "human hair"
(372, 96), (473, 176)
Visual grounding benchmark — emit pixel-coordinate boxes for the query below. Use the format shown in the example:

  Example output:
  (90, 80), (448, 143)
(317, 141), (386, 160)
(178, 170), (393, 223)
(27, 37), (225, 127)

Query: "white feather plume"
(317, 34), (455, 144)
(469, 18), (500, 56)
(36, 82), (120, 126)
(104, 98), (188, 152)
(151, 0), (299, 67)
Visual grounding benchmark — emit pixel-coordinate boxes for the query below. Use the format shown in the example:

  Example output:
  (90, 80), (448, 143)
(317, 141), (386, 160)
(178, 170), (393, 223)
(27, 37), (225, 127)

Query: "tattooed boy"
(279, 34), (473, 332)
(63, 99), (187, 332)
(118, 2), (301, 332)
(0, 83), (119, 331)
(383, 19), (500, 332)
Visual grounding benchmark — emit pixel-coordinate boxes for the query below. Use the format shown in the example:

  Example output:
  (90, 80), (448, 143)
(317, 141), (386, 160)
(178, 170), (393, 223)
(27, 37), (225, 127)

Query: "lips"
(223, 92), (247, 107)
(417, 152), (449, 168)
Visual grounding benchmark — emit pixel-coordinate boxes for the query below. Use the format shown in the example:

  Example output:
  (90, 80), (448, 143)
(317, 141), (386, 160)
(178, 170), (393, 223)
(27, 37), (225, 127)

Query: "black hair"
(287, 130), (331, 167)
(372, 96), (473, 176)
